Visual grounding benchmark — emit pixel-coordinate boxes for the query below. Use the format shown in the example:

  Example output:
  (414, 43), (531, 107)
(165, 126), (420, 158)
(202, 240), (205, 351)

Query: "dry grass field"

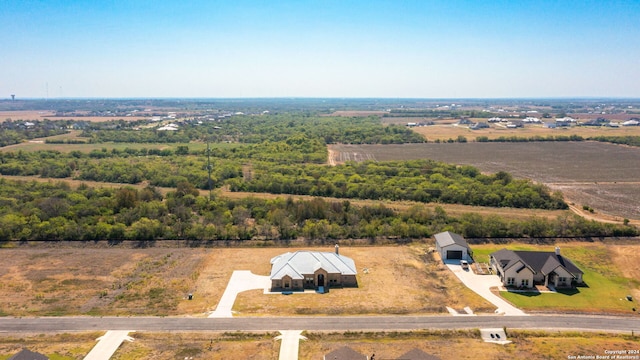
(329, 142), (640, 221)
(0, 242), (638, 358)
(0, 130), (212, 153)
(232, 245), (492, 316)
(0, 332), (100, 360)
(0, 244), (493, 317)
(380, 117), (640, 142)
(324, 110), (388, 117)
(412, 123), (640, 142)
(0, 110), (149, 122)
(2, 242), (638, 318)
(1, 330), (637, 360)
(0, 247), (206, 316)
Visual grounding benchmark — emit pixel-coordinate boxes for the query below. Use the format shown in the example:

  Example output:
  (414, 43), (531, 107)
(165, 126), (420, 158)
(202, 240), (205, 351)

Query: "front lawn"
(471, 243), (640, 314)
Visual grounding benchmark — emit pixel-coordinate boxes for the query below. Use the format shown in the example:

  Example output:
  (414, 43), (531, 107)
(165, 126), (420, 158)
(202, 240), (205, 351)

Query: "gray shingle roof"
(324, 346), (367, 360)
(398, 348), (442, 360)
(515, 251), (583, 277)
(9, 349), (49, 360)
(491, 249), (583, 278)
(434, 231), (470, 250)
(270, 251), (357, 280)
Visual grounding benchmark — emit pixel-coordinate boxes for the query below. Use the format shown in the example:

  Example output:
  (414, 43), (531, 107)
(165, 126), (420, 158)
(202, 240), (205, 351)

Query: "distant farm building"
(157, 123), (179, 131)
(470, 122), (490, 130)
(269, 245), (357, 292)
(434, 231), (473, 261)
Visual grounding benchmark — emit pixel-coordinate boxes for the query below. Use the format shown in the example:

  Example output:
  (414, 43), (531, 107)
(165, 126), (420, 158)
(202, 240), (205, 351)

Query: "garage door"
(446, 250), (463, 259)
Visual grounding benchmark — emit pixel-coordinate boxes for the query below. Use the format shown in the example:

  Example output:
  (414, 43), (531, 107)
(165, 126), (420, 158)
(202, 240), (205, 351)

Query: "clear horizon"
(2, 1), (639, 99)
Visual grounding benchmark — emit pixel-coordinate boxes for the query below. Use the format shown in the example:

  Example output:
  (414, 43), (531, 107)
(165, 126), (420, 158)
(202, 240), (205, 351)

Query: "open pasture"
(0, 130), (239, 153)
(329, 142), (640, 220)
(382, 117), (640, 141)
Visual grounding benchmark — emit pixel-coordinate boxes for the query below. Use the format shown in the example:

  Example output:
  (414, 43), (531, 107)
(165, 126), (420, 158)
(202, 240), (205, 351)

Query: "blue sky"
(1, 0), (639, 98)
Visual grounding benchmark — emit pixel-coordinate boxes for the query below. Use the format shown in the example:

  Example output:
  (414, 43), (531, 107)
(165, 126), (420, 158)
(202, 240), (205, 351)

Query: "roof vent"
(555, 246), (560, 256)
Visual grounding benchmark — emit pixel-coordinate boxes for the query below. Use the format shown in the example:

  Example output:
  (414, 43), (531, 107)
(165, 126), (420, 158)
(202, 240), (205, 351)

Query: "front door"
(317, 274), (325, 287)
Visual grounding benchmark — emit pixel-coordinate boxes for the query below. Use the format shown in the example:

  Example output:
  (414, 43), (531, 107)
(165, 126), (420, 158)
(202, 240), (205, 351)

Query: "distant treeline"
(78, 115), (426, 145)
(0, 127), (68, 147)
(0, 179), (634, 242)
(475, 135), (640, 147)
(385, 109), (497, 118)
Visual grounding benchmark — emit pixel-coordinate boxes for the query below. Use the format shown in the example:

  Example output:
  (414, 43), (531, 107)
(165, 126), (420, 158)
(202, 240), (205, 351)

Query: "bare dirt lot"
(0, 244), (493, 317)
(0, 247), (205, 316)
(329, 142), (640, 221)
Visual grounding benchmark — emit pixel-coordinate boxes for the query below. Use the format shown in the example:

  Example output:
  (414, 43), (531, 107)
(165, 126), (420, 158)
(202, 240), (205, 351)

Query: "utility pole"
(207, 140), (212, 200)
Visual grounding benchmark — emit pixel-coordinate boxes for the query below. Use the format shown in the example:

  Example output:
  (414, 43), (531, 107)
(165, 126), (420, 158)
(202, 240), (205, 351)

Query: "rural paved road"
(1, 315), (639, 333)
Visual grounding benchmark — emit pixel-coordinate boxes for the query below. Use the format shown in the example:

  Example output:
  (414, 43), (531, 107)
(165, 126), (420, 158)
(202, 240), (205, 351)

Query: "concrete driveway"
(275, 330), (307, 360)
(84, 331), (134, 360)
(209, 270), (271, 318)
(445, 262), (527, 316)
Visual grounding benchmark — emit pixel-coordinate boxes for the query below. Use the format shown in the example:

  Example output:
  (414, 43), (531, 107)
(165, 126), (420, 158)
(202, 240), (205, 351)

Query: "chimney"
(555, 246), (560, 256)
(335, 244), (339, 255)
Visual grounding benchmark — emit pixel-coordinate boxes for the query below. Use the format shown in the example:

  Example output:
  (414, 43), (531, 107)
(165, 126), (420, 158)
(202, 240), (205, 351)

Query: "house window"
(521, 279), (529, 287)
(507, 277), (515, 286)
(558, 277), (567, 283)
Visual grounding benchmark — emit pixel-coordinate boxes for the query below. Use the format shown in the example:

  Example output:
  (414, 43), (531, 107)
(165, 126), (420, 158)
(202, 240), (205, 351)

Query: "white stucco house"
(269, 245), (357, 292)
(490, 247), (584, 289)
(434, 231), (473, 262)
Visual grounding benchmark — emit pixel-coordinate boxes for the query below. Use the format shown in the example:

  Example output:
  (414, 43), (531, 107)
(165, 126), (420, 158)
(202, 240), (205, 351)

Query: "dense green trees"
(0, 179), (634, 242)
(2, 113), (636, 244)
(77, 114), (425, 145)
(232, 160), (567, 210)
(0, 121), (68, 147)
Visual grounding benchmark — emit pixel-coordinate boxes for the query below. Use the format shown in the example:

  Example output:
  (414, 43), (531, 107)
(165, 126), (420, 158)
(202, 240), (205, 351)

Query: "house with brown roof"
(490, 247), (583, 289)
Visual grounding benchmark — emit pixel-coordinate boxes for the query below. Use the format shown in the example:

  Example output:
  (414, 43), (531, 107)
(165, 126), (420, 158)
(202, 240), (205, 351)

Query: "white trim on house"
(269, 250), (357, 291)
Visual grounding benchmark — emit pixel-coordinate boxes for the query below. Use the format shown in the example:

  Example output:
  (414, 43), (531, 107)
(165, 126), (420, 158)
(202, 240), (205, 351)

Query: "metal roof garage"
(434, 231), (473, 262)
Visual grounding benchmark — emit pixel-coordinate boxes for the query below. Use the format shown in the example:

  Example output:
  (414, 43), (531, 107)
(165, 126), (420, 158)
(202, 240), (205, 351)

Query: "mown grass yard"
(471, 243), (640, 314)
